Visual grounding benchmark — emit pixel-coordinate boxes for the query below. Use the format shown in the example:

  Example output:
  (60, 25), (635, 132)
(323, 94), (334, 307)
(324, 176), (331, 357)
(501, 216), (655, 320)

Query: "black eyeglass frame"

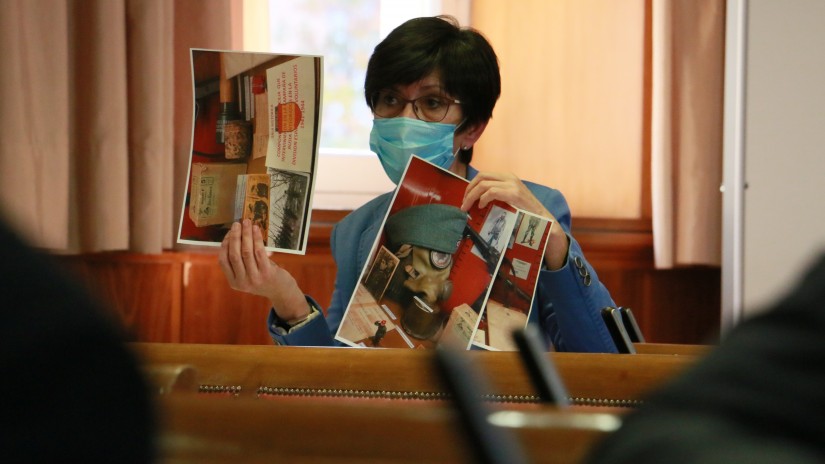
(369, 90), (463, 123)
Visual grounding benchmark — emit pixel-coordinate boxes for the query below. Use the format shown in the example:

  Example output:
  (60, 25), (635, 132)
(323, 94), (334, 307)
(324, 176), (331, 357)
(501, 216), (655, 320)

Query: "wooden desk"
(158, 393), (622, 464)
(633, 342), (713, 356)
(138, 343), (704, 463)
(132, 343), (702, 407)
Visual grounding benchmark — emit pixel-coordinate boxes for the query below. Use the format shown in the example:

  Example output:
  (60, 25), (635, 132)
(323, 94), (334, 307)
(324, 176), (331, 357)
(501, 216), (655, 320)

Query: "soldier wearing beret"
(220, 16), (619, 353)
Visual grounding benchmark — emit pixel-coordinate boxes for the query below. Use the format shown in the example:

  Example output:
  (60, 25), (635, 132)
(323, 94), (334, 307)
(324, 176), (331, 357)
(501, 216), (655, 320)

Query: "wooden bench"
(142, 364), (197, 395)
(632, 342), (713, 356)
(138, 343), (708, 463)
(132, 343), (703, 407)
(157, 392), (622, 464)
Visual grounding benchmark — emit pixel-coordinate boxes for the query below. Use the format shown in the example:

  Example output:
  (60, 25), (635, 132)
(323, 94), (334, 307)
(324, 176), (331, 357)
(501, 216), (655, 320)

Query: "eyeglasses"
(370, 89), (462, 123)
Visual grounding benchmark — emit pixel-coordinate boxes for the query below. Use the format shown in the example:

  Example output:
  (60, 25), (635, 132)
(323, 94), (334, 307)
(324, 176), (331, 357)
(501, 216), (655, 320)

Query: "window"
(245, 0), (470, 209)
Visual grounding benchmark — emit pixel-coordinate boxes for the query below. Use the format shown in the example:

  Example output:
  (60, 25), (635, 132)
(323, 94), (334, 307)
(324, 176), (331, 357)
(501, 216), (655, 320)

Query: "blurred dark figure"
(586, 254), (825, 464)
(0, 218), (155, 463)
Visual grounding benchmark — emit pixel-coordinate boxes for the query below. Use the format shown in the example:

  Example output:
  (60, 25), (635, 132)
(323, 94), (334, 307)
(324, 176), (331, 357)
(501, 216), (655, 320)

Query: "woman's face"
(384, 72), (478, 161)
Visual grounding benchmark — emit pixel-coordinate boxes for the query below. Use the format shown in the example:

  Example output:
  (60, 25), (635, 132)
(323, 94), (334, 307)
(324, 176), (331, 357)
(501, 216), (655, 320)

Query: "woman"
(219, 16), (618, 353)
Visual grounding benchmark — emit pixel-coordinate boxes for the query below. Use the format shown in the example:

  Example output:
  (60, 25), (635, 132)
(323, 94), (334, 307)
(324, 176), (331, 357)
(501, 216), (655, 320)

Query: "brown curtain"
(651, 0), (725, 267)
(0, 0), (236, 254)
(1, 0), (71, 249)
(472, 0), (724, 267)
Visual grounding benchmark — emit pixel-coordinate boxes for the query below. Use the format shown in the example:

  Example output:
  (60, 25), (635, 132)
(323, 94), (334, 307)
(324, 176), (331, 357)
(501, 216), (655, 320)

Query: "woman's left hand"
(461, 171), (569, 270)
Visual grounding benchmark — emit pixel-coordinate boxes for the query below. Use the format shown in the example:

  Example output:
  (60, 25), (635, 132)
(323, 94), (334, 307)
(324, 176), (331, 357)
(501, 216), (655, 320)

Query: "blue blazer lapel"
(356, 194), (393, 276)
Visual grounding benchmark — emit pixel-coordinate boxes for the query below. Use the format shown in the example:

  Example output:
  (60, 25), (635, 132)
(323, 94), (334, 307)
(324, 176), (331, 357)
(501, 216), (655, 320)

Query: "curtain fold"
(70, 0), (131, 252)
(651, 0), (725, 268)
(127, 0), (175, 253)
(0, 0), (234, 254)
(0, 0), (71, 249)
(651, 0), (674, 267)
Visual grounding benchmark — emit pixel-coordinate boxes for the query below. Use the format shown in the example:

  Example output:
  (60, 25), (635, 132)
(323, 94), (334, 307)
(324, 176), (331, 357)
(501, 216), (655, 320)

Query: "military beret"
(385, 204), (468, 254)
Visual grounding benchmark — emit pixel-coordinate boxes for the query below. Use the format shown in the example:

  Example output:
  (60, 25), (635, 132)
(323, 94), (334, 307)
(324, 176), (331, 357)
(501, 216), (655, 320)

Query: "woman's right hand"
(218, 220), (311, 323)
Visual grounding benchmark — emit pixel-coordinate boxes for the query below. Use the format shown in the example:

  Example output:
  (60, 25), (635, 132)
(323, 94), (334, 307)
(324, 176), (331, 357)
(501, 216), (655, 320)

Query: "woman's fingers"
(463, 172), (544, 215)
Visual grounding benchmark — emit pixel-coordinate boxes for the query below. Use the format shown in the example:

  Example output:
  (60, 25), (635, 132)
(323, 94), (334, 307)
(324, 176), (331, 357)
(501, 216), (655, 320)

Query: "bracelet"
(277, 301), (318, 331)
(284, 310), (313, 327)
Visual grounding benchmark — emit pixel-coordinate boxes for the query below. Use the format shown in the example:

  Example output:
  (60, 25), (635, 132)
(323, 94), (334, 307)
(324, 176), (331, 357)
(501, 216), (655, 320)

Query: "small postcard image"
(472, 204), (519, 261)
(361, 245), (401, 302)
(515, 213), (548, 250)
(235, 173), (271, 239)
(440, 303), (479, 350)
(266, 168), (309, 251)
(189, 162), (247, 229)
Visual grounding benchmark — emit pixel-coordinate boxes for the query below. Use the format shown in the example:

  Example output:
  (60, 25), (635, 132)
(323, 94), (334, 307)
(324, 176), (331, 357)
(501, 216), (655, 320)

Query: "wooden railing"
(132, 342), (703, 407)
(138, 342), (709, 463)
(157, 393), (621, 464)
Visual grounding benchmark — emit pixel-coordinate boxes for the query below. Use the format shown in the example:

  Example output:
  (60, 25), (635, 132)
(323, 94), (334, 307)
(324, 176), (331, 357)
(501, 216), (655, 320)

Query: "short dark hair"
(365, 16), (501, 164)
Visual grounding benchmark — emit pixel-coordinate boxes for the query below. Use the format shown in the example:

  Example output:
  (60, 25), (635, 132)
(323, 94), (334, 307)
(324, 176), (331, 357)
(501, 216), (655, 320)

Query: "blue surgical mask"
(369, 118), (460, 184)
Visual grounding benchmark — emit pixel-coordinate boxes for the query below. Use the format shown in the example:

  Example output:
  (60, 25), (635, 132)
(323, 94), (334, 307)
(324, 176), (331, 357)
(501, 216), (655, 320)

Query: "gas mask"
(389, 244), (454, 307)
(383, 244), (455, 340)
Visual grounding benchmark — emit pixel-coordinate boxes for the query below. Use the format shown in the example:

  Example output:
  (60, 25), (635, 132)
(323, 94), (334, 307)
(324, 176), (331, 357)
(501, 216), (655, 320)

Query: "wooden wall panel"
(53, 213), (721, 346)
(178, 251), (336, 345)
(642, 268), (721, 344)
(597, 268), (721, 344)
(179, 253), (272, 345)
(573, 218), (721, 344)
(57, 253), (182, 343)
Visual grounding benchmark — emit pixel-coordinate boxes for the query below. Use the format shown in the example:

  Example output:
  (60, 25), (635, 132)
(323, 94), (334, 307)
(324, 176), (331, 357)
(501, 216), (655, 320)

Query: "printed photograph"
(335, 156), (527, 350)
(177, 49), (321, 254)
(473, 211), (554, 351)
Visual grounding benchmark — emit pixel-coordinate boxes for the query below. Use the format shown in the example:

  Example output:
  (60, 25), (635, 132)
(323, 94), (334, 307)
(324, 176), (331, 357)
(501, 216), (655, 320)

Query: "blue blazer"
(268, 166), (619, 353)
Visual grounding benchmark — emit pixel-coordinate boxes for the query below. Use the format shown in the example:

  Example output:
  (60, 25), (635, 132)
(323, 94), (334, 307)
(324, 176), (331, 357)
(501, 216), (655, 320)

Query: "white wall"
(730, 0), (825, 319)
